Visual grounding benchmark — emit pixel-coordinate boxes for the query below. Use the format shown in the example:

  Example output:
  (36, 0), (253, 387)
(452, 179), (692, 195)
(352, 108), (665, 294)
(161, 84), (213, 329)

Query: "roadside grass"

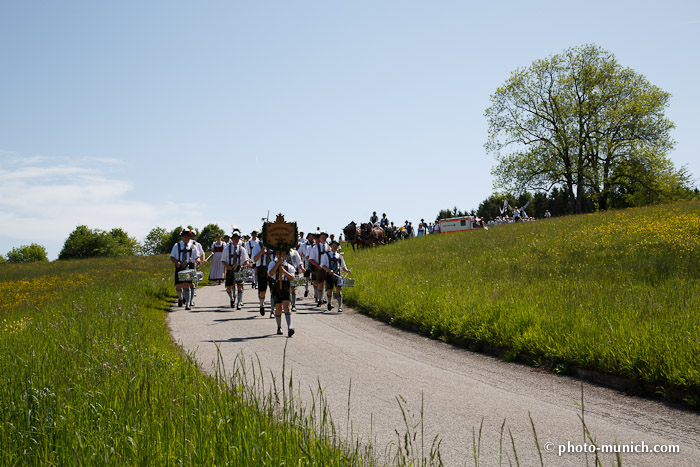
(0, 256), (376, 465)
(342, 201), (700, 406)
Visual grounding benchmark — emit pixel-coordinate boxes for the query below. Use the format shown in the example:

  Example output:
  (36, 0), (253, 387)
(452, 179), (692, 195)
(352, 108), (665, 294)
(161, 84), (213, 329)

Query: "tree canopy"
(6, 243), (49, 263)
(59, 226), (141, 260)
(485, 44), (693, 213)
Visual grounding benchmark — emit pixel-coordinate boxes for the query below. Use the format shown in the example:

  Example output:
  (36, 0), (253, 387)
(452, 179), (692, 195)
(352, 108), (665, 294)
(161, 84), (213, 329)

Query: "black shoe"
(259, 306), (265, 316)
(316, 301), (322, 307)
(185, 305), (191, 311)
(270, 311), (275, 318)
(288, 328), (295, 338)
(277, 328), (283, 335)
(178, 298), (183, 307)
(291, 305), (296, 312)
(327, 302), (332, 311)
(230, 300), (235, 309)
(338, 308), (343, 313)
(322, 297), (327, 303)
(236, 302), (242, 310)
(190, 301), (195, 307)
(304, 290), (309, 297)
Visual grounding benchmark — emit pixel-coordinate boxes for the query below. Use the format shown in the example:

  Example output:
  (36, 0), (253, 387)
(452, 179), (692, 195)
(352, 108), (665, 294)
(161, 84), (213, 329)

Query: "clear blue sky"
(1, 1), (698, 259)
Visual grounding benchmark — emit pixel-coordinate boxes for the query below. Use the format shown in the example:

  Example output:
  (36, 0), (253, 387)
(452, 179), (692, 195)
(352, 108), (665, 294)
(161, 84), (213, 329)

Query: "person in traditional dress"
(221, 229), (252, 310)
(209, 233), (225, 284)
(308, 231), (329, 307)
(380, 213), (389, 228)
(245, 231), (260, 289)
(252, 236), (273, 316)
(320, 240), (351, 312)
(268, 250), (296, 337)
(370, 211), (379, 226)
(169, 229), (200, 311)
(286, 246), (304, 312)
(189, 230), (206, 306)
(300, 232), (315, 298)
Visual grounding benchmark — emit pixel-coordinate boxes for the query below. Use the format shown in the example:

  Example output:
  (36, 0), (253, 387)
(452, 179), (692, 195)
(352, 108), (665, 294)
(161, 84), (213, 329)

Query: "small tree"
(143, 227), (171, 255)
(0, 254), (7, 264)
(198, 224), (225, 250)
(6, 244), (49, 263)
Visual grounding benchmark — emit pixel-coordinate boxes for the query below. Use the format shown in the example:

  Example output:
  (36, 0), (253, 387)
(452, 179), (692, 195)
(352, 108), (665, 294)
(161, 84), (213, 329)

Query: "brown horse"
(360, 223), (385, 247)
(343, 221), (365, 251)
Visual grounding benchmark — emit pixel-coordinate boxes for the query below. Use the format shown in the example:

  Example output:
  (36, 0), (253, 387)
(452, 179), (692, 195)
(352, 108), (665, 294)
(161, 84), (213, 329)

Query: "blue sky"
(1, 1), (698, 259)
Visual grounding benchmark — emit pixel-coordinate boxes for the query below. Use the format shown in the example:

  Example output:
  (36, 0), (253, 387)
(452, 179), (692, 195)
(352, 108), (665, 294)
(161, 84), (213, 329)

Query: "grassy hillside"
(343, 201), (700, 405)
(0, 256), (376, 465)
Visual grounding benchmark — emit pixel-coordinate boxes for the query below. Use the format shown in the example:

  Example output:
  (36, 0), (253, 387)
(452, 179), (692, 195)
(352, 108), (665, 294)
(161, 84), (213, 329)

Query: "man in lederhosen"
(321, 240), (352, 312)
(221, 229), (251, 309)
(246, 231), (260, 289)
(170, 229), (200, 311)
(251, 236), (273, 316)
(300, 232), (315, 298)
(286, 246), (304, 312)
(308, 231), (329, 307)
(268, 250), (296, 337)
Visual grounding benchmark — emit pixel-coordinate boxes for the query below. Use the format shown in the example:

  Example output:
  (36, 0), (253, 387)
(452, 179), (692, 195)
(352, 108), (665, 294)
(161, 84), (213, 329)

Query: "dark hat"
(319, 231), (328, 237)
(180, 229), (192, 237)
(231, 229), (241, 237)
(251, 230), (259, 236)
(189, 230), (197, 237)
(330, 240), (339, 246)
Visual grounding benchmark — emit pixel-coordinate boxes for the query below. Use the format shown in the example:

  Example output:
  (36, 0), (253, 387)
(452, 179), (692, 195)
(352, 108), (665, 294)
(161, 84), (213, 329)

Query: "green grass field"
(0, 256), (381, 465)
(342, 201), (700, 406)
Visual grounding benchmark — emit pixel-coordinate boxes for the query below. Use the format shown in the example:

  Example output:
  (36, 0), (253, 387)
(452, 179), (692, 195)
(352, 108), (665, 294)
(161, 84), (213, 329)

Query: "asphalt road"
(168, 283), (700, 466)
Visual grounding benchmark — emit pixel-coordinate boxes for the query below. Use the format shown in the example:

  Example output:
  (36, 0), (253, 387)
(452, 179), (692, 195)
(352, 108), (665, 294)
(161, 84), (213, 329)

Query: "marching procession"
(169, 224), (353, 338)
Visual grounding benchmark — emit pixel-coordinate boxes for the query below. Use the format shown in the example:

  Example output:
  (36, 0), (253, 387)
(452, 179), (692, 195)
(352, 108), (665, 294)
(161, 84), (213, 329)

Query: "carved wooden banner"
(261, 214), (298, 251)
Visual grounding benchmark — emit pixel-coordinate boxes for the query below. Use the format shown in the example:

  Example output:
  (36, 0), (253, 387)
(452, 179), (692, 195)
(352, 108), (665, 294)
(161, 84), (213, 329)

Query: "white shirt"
(251, 241), (272, 267)
(221, 242), (249, 267)
(245, 239), (258, 257)
(307, 242), (328, 266)
(170, 240), (200, 264)
(320, 250), (346, 272)
(287, 249), (302, 270)
(267, 257), (296, 281)
(193, 241), (205, 260)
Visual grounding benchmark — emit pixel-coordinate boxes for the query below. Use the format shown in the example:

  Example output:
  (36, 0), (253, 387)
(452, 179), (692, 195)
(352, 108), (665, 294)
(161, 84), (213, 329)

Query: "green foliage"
(58, 225), (141, 260)
(343, 201), (700, 403)
(5, 244), (49, 264)
(0, 257), (375, 465)
(198, 223), (225, 249)
(142, 227), (171, 255)
(485, 44), (686, 213)
(0, 254), (5, 264)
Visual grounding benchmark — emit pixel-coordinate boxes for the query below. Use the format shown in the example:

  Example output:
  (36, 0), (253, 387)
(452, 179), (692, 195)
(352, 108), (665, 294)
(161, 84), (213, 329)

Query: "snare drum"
(178, 269), (197, 281)
(337, 277), (355, 287)
(234, 271), (246, 283)
(291, 276), (306, 288)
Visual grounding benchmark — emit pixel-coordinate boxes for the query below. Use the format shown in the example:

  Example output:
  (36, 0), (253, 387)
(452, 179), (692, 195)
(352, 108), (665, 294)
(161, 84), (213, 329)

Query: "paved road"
(168, 283), (700, 466)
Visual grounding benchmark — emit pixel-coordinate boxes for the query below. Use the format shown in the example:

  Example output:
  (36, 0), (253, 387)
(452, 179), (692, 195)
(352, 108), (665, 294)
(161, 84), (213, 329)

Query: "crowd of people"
(367, 211), (442, 239)
(169, 228), (352, 338)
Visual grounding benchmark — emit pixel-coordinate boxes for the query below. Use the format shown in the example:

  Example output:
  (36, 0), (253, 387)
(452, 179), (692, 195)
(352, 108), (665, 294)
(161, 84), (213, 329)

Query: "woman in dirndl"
(209, 233), (226, 283)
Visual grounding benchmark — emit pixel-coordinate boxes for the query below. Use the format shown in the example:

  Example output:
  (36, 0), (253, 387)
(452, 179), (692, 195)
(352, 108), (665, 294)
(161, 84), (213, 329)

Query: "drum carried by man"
(170, 229), (201, 311)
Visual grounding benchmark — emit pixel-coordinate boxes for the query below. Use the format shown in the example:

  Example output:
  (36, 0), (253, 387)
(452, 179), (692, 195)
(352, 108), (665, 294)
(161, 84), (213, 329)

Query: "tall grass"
(0, 256), (375, 465)
(343, 201), (700, 405)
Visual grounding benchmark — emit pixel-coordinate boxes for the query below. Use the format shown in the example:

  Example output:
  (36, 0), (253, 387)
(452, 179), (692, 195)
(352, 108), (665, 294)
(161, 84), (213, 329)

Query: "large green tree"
(485, 44), (688, 212)
(59, 226), (141, 260)
(5, 243), (49, 263)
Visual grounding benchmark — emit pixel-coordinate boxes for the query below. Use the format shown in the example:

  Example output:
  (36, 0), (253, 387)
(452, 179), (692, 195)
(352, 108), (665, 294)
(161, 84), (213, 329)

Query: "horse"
(361, 223), (385, 247)
(343, 221), (364, 251)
